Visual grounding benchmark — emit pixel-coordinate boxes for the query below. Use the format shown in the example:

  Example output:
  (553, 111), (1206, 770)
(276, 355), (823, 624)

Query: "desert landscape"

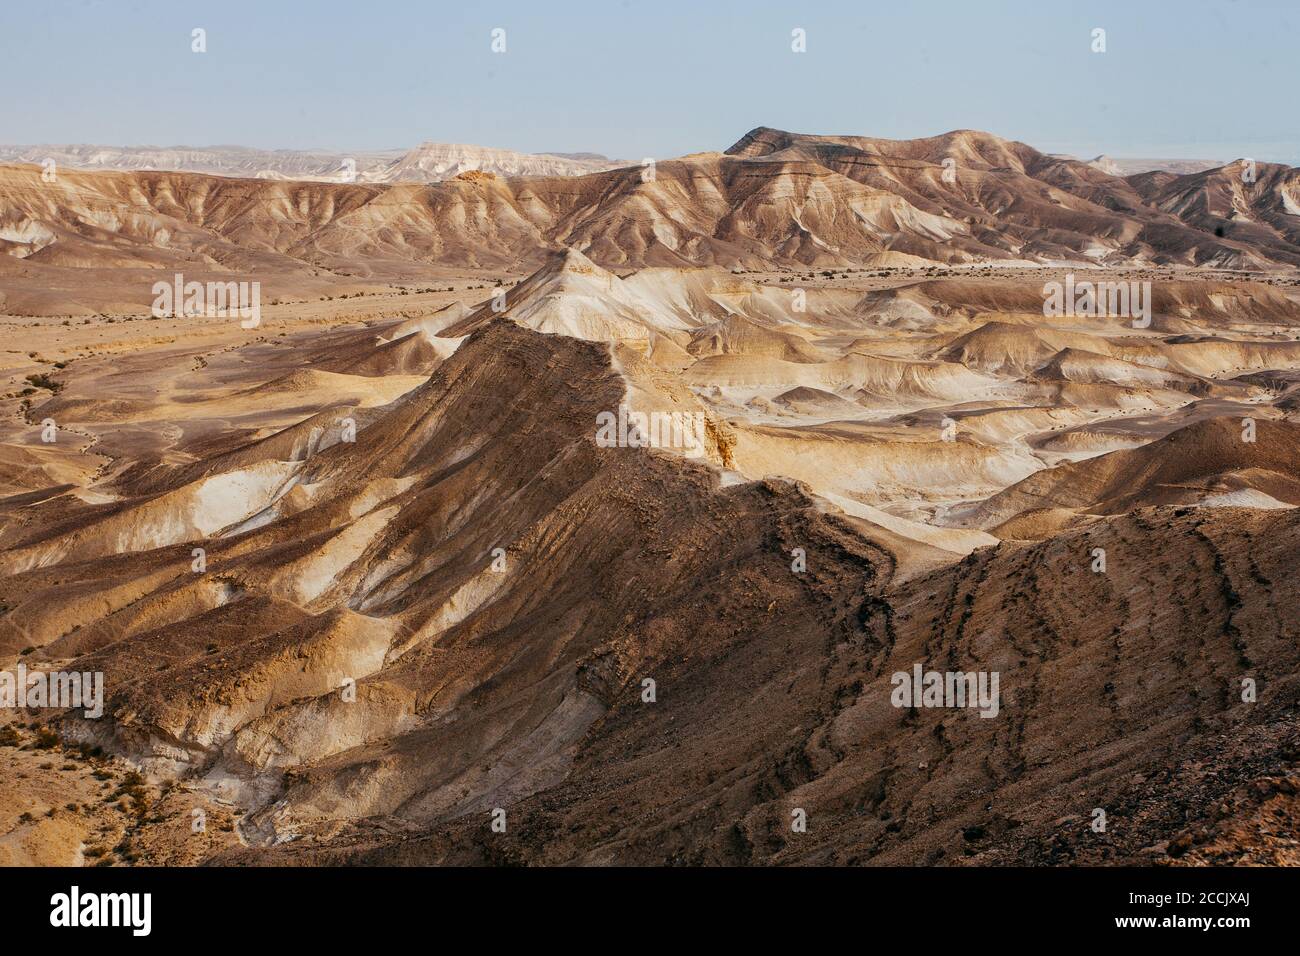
(1, 115), (1297, 870)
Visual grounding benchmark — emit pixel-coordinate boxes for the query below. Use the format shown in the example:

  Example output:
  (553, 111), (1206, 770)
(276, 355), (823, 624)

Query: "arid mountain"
(0, 141), (624, 184)
(4, 126), (1300, 317)
(0, 144), (403, 182)
(1129, 161), (1300, 259)
(1084, 155), (1227, 177)
(727, 127), (1300, 269)
(379, 142), (625, 181)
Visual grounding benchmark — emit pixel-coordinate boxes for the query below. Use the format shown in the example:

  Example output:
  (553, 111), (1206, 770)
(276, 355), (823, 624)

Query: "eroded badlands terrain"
(2, 128), (1299, 865)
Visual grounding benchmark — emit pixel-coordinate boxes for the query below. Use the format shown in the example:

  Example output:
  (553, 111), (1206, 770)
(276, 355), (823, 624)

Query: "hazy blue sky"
(2, 0), (1296, 163)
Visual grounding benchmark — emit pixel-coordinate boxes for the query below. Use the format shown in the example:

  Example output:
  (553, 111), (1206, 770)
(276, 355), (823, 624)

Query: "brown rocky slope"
(4, 318), (1292, 865)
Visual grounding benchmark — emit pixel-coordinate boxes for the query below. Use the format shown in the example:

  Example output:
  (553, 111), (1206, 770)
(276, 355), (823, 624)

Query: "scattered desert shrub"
(24, 372), (62, 393)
